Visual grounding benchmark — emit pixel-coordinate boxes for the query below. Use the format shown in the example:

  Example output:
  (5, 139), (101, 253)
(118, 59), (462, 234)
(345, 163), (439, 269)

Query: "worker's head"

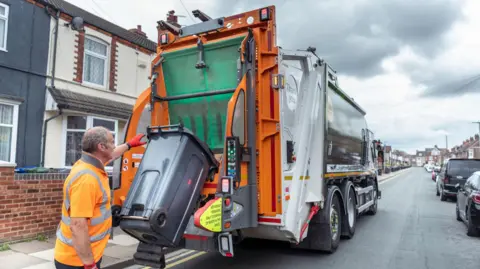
(81, 126), (115, 162)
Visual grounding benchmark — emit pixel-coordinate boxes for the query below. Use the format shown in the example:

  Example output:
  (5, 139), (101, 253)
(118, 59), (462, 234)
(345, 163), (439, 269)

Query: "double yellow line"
(141, 249), (206, 269)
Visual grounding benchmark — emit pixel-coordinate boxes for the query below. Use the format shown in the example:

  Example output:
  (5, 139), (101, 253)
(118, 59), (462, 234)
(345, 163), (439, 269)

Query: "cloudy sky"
(65, 0), (480, 154)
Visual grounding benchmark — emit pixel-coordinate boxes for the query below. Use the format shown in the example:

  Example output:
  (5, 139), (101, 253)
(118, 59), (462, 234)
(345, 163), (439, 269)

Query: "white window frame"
(62, 115), (118, 170)
(0, 2), (9, 52)
(82, 35), (109, 88)
(0, 99), (19, 163)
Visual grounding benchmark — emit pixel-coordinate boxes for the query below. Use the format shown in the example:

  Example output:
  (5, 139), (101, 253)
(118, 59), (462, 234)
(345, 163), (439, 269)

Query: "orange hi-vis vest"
(54, 153), (112, 266)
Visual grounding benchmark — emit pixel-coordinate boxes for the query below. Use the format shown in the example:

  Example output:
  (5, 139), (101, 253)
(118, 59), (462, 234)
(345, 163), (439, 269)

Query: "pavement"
(0, 226), (140, 269)
(0, 167), (417, 269)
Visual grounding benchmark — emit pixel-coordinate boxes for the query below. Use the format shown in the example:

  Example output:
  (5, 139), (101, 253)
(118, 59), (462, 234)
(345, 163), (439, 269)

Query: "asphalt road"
(126, 168), (480, 269)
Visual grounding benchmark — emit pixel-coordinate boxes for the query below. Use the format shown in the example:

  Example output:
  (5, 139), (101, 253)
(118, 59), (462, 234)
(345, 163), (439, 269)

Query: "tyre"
(326, 193), (342, 252)
(366, 179), (378, 216)
(341, 183), (357, 240)
(436, 185), (440, 196)
(440, 188), (447, 201)
(455, 201), (462, 222)
(466, 206), (479, 237)
(291, 186), (342, 253)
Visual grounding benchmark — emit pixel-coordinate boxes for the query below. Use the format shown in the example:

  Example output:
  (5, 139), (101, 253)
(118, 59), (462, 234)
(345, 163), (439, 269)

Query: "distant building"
(416, 150), (426, 166)
(451, 135), (480, 159)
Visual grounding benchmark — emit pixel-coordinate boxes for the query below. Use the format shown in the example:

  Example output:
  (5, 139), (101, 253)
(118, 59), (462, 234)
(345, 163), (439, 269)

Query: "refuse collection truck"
(109, 5), (381, 268)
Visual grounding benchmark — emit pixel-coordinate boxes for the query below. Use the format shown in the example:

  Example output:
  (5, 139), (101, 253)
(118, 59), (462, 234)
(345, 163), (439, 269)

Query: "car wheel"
(466, 206), (479, 237)
(440, 187), (447, 201)
(456, 201), (461, 221)
(436, 185), (440, 196)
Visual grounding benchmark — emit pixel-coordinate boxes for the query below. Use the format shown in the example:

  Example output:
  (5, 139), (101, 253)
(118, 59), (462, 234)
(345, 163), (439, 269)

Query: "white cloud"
(64, 0), (480, 154)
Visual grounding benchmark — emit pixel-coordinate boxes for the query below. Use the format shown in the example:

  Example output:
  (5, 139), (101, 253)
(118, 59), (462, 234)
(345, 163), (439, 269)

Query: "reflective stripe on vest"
(56, 169), (111, 246)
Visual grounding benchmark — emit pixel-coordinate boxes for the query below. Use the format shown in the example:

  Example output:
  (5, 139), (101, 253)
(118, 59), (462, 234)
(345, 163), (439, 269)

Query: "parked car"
(425, 164), (434, 172)
(455, 172), (480, 236)
(436, 158), (480, 201)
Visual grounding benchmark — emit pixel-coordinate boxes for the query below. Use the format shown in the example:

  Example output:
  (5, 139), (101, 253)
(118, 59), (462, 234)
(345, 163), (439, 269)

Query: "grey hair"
(82, 126), (110, 153)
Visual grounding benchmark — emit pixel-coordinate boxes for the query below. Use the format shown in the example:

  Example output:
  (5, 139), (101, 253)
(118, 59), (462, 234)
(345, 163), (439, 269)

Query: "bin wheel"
(150, 209), (168, 232)
(111, 205), (122, 227)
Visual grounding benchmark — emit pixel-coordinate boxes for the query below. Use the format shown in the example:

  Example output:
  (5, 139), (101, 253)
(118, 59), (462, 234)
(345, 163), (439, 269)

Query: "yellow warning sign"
(199, 198), (223, 232)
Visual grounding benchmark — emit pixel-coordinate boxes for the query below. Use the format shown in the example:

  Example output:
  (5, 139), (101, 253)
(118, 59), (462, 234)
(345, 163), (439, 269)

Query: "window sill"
(0, 48), (8, 53)
(82, 81), (107, 90)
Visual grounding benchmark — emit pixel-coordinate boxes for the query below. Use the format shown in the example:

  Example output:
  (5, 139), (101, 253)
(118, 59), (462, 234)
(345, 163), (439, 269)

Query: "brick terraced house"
(38, 0), (157, 170)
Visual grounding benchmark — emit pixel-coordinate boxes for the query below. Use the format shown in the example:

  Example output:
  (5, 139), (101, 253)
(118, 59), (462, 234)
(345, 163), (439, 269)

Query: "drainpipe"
(44, 6), (60, 88)
(41, 108), (62, 167)
(41, 6), (61, 167)
(51, 10), (59, 88)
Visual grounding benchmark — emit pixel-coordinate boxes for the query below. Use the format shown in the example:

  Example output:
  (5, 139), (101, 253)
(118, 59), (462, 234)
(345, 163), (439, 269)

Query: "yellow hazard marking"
(141, 250), (206, 269)
(199, 198), (223, 232)
(284, 176), (310, 180)
(284, 171), (374, 181)
(324, 171), (373, 178)
(165, 251), (206, 268)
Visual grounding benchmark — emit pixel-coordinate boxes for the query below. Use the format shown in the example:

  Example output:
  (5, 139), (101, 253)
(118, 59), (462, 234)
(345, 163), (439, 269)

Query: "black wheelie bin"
(119, 125), (219, 248)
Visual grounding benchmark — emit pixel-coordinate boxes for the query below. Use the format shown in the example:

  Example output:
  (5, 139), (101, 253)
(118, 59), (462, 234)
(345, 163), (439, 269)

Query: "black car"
(455, 171), (480, 236)
(436, 159), (480, 201)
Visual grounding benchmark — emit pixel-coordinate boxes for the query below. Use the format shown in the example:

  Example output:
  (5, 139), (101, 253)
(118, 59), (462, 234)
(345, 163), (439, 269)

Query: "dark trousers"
(54, 258), (102, 269)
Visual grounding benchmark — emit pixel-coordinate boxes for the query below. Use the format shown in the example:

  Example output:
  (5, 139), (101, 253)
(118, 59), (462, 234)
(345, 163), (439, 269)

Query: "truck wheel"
(290, 187), (342, 253)
(366, 179), (378, 216)
(341, 183), (357, 239)
(327, 193), (342, 252)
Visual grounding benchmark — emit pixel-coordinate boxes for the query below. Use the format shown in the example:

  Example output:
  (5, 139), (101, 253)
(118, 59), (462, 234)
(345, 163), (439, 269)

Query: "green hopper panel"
(161, 35), (246, 152)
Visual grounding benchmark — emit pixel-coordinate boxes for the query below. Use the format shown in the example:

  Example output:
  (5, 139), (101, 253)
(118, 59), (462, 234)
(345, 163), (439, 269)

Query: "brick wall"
(0, 164), (68, 243)
(73, 30), (85, 83)
(109, 36), (118, 92)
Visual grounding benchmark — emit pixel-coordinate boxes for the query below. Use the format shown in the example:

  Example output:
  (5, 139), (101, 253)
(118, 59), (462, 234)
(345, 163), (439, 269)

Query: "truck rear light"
(259, 7), (270, 21)
(218, 233), (234, 257)
(443, 175), (450, 184)
(221, 177), (233, 194)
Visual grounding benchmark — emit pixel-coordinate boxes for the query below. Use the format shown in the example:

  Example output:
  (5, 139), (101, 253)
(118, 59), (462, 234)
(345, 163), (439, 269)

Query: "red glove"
(84, 263), (98, 269)
(127, 133), (147, 149)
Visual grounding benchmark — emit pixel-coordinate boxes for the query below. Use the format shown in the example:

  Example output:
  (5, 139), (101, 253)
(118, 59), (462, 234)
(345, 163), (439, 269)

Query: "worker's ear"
(98, 143), (106, 151)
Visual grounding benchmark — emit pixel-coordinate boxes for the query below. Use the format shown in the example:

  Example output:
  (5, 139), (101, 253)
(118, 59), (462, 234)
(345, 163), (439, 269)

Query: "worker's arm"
(70, 218), (95, 265)
(107, 134), (147, 164)
(68, 176), (98, 266)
